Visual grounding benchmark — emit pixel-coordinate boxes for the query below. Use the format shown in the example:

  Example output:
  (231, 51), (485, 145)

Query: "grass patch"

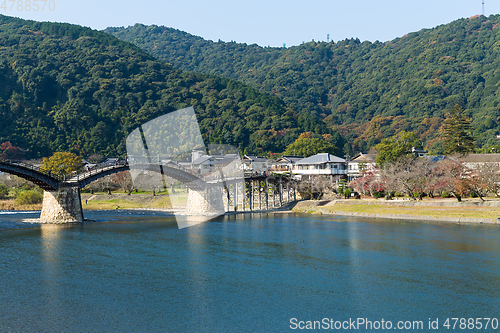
(321, 203), (500, 220)
(81, 194), (184, 210)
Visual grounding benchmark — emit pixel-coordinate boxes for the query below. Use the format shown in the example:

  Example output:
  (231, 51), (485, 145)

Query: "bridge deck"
(0, 160), (293, 192)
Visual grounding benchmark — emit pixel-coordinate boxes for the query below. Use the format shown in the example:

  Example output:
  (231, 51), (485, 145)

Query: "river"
(0, 210), (499, 332)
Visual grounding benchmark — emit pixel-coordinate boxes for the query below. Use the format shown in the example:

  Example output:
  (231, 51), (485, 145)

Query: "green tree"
(41, 152), (84, 177)
(0, 184), (9, 199)
(375, 131), (421, 166)
(440, 105), (475, 155)
(283, 137), (337, 157)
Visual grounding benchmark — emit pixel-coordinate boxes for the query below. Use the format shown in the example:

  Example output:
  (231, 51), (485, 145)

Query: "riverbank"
(0, 199), (42, 211)
(81, 193), (187, 210)
(291, 199), (500, 224)
(3, 194), (500, 225)
(0, 192), (186, 211)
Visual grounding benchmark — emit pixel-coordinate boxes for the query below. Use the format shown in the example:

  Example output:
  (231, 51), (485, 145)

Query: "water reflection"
(185, 224), (213, 326)
(40, 224), (63, 322)
(40, 223), (82, 322)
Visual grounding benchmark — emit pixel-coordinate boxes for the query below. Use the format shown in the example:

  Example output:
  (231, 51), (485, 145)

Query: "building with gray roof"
(293, 153), (347, 179)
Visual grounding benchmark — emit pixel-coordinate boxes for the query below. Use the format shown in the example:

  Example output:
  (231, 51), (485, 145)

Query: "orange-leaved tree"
(41, 152), (84, 177)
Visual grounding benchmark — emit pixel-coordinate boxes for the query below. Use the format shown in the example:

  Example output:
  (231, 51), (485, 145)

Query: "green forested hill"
(106, 15), (500, 153)
(0, 15), (343, 158)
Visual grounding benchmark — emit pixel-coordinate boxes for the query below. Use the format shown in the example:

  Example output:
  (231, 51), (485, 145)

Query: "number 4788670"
(1, 0), (56, 11)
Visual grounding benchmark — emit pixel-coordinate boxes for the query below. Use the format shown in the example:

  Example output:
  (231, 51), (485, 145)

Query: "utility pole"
(483, 0), (485, 16)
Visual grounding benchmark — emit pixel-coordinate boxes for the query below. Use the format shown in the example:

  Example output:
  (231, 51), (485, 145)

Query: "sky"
(2, 0), (500, 47)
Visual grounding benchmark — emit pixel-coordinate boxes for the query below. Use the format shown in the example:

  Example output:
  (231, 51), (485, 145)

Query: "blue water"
(0, 210), (500, 332)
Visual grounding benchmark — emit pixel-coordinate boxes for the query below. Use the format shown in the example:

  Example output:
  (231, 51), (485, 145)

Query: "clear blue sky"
(3, 0), (500, 47)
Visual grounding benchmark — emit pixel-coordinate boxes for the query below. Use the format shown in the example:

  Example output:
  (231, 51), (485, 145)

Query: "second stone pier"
(40, 184), (84, 223)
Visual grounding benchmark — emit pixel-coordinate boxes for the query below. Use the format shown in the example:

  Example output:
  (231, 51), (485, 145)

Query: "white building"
(347, 153), (377, 181)
(460, 153), (500, 170)
(293, 153), (347, 178)
(191, 152), (241, 175)
(243, 155), (269, 174)
(270, 155), (304, 174)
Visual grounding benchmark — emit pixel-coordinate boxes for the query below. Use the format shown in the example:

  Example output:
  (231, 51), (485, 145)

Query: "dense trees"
(0, 15), (343, 159)
(108, 15), (500, 152)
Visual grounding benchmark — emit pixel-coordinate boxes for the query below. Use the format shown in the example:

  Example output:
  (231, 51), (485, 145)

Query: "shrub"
(15, 189), (43, 205)
(470, 191), (478, 198)
(441, 191), (451, 198)
(373, 191), (384, 198)
(344, 188), (352, 198)
(0, 184), (8, 199)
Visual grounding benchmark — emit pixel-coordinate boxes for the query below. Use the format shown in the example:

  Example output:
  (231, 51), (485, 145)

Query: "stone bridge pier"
(186, 185), (225, 217)
(40, 184), (84, 223)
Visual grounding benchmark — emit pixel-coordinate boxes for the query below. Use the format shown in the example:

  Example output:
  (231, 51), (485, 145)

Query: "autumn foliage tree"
(111, 171), (134, 194)
(41, 152), (84, 177)
(0, 142), (25, 160)
(350, 167), (384, 197)
(467, 162), (500, 201)
(434, 158), (470, 202)
(381, 156), (433, 200)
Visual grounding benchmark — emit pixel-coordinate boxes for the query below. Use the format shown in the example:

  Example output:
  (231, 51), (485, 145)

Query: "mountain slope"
(0, 15), (343, 158)
(106, 15), (500, 153)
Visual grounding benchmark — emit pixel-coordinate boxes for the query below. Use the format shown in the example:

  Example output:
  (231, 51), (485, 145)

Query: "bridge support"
(186, 185), (225, 216)
(40, 184), (84, 223)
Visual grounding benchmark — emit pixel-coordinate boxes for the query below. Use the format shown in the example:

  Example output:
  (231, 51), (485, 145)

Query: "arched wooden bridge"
(0, 160), (206, 191)
(0, 159), (296, 223)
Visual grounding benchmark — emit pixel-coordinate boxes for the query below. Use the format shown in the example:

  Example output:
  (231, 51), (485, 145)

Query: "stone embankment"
(291, 199), (500, 225)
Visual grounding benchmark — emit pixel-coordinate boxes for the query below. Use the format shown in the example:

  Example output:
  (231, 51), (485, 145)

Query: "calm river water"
(0, 210), (499, 332)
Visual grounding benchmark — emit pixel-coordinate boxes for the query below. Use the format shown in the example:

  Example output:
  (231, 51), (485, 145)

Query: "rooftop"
(295, 153), (346, 165)
(460, 153), (500, 163)
(243, 155), (268, 162)
(349, 153), (377, 163)
(274, 155), (305, 163)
